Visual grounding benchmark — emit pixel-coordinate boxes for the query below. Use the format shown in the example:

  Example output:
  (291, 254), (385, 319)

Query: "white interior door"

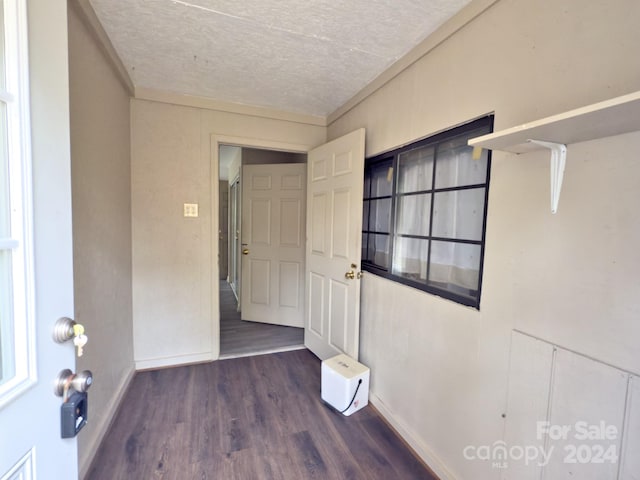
(241, 163), (306, 327)
(0, 0), (77, 478)
(305, 129), (365, 360)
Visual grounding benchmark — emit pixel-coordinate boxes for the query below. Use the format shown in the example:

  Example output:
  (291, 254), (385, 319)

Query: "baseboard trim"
(369, 392), (457, 480)
(135, 351), (215, 371)
(79, 365), (136, 480)
(219, 344), (306, 360)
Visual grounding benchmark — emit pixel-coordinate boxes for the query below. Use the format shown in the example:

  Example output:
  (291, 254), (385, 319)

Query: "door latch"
(345, 263), (363, 280)
(344, 270), (363, 280)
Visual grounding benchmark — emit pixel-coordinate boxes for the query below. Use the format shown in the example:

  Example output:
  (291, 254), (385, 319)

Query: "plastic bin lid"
(323, 354), (369, 378)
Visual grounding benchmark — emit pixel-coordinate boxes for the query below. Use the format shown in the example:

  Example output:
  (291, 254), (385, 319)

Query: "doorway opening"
(218, 144), (306, 358)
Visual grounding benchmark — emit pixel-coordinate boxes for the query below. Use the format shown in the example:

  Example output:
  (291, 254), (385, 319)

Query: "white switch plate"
(183, 203), (198, 217)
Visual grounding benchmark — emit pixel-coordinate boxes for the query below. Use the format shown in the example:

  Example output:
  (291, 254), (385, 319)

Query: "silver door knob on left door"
(54, 369), (93, 397)
(52, 317), (76, 343)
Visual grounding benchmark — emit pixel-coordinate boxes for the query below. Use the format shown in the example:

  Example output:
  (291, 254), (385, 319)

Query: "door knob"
(54, 369), (93, 397)
(345, 270), (363, 280)
(242, 248), (250, 255)
(52, 317), (77, 343)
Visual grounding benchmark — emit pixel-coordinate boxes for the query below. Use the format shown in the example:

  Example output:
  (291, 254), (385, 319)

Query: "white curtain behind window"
(393, 141), (485, 290)
(393, 147), (433, 279)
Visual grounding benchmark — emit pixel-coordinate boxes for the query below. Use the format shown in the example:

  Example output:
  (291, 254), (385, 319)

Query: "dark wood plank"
(86, 350), (438, 480)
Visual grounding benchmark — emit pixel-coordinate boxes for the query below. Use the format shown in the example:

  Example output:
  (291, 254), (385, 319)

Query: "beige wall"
(131, 99), (325, 368)
(242, 147), (307, 164)
(68, 4), (134, 476)
(328, 0), (640, 478)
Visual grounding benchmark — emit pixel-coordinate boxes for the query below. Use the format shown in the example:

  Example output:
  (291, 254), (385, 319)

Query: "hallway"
(220, 281), (304, 357)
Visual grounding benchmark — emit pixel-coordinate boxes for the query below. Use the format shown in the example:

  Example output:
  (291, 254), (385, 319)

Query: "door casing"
(211, 135), (313, 359)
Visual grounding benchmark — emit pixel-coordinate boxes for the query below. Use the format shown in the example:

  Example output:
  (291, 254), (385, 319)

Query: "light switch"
(183, 203), (198, 217)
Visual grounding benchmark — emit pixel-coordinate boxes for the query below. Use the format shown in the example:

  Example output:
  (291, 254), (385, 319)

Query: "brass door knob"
(345, 270), (355, 279)
(242, 248), (250, 255)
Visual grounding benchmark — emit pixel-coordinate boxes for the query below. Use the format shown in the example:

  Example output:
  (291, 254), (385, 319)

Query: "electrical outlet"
(183, 203), (198, 217)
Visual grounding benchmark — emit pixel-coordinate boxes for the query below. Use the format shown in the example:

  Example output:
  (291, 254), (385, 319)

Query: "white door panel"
(328, 279), (349, 351)
(331, 188), (352, 258)
(305, 129), (365, 360)
(310, 193), (328, 254)
(0, 0), (76, 478)
(280, 199), (303, 245)
(250, 198), (271, 244)
(278, 261), (301, 309)
(308, 272), (325, 336)
(241, 164), (306, 327)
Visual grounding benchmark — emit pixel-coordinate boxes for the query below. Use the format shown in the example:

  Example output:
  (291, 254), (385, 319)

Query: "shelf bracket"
(527, 140), (567, 214)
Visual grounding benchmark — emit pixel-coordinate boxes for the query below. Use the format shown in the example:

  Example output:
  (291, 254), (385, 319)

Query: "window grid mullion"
(393, 183), (488, 197)
(394, 233), (481, 245)
(362, 167), (370, 264)
(425, 143), (439, 285)
(390, 155), (401, 274)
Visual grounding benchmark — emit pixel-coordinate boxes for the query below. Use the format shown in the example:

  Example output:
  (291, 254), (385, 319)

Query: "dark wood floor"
(87, 349), (437, 479)
(220, 281), (304, 357)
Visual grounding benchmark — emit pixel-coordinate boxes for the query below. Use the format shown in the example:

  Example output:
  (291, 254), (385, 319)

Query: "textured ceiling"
(89, 0), (471, 117)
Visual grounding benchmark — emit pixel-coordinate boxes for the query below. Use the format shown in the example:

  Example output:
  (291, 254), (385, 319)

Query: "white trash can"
(321, 354), (370, 416)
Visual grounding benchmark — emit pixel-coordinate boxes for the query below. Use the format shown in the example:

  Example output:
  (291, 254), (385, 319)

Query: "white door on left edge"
(0, 1), (77, 478)
(241, 163), (306, 327)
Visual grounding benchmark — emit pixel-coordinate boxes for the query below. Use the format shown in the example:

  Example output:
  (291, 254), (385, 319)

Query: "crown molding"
(134, 87), (327, 127)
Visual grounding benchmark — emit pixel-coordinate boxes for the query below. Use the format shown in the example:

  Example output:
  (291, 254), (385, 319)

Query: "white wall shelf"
(468, 90), (640, 154)
(468, 90), (640, 212)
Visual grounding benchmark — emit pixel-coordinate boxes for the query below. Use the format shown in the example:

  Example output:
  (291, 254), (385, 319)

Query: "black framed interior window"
(362, 116), (493, 309)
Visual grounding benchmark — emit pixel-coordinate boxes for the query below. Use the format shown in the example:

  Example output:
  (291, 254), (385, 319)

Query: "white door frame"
(228, 175), (241, 301)
(210, 135), (313, 359)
